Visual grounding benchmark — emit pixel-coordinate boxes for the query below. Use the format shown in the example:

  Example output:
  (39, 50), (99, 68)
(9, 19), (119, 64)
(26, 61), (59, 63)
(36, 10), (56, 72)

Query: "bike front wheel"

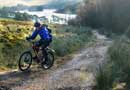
(18, 51), (32, 71)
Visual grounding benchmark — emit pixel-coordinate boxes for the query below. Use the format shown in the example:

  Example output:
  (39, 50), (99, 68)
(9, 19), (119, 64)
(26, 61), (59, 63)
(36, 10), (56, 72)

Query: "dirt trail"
(0, 31), (112, 90)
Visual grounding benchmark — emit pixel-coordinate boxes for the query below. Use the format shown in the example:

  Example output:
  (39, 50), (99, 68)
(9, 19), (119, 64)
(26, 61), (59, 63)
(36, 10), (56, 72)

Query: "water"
(18, 9), (56, 17)
(17, 9), (77, 24)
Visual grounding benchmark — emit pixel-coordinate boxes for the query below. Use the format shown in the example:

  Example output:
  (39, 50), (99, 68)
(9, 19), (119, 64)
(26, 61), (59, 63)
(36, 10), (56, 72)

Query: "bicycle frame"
(27, 40), (55, 59)
(26, 41), (40, 58)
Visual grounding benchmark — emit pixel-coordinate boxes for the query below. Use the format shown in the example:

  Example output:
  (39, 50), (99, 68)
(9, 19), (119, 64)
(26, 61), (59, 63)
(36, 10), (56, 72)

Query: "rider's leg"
(41, 40), (50, 57)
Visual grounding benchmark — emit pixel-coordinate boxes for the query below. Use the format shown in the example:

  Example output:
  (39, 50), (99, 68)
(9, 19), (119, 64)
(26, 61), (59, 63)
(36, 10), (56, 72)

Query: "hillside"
(55, 2), (80, 14)
(44, 0), (81, 9)
(0, 0), (81, 14)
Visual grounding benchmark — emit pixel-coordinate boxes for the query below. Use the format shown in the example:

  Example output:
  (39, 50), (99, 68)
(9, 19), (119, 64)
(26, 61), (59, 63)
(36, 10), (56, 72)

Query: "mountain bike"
(18, 40), (55, 71)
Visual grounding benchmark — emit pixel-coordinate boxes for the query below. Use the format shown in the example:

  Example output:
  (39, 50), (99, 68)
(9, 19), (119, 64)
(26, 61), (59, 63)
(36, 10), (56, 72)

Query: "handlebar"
(27, 40), (36, 44)
(26, 37), (36, 44)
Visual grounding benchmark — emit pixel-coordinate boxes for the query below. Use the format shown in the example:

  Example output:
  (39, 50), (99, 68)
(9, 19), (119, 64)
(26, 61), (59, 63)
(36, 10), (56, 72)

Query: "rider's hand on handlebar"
(26, 37), (31, 41)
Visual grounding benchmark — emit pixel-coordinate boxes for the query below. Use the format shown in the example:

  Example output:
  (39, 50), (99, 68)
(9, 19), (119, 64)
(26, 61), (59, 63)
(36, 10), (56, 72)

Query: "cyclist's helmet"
(34, 22), (41, 27)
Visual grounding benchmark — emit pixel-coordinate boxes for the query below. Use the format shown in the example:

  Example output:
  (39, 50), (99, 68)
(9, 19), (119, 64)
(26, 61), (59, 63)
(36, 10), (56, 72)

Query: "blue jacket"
(30, 26), (51, 40)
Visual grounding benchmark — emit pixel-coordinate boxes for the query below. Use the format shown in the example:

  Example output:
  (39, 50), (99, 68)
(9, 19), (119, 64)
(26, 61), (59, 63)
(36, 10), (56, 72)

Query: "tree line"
(0, 7), (34, 21)
(69, 0), (130, 35)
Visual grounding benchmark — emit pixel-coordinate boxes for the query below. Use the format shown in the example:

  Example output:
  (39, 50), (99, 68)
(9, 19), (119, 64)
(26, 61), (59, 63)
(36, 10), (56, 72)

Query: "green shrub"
(96, 65), (114, 90)
(51, 26), (93, 57)
(96, 37), (130, 89)
(109, 38), (130, 88)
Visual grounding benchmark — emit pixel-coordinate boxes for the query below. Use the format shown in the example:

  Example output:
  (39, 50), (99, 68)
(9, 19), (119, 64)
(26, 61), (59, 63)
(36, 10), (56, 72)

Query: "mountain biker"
(26, 22), (52, 61)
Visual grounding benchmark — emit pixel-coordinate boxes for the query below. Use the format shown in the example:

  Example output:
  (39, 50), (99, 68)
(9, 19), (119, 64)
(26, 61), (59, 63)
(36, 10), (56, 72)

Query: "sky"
(0, 0), (51, 6)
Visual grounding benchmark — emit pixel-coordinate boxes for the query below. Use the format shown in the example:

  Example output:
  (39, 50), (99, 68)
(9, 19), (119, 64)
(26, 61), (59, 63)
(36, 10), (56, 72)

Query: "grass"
(51, 26), (93, 56)
(0, 20), (94, 70)
(96, 37), (130, 90)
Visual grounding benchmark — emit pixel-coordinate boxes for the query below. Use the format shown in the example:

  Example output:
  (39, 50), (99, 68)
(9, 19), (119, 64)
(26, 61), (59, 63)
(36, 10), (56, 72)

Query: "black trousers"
(35, 39), (50, 56)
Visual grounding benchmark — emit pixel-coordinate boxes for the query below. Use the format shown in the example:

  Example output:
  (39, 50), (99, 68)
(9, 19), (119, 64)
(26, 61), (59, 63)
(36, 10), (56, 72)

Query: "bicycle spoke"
(19, 51), (32, 71)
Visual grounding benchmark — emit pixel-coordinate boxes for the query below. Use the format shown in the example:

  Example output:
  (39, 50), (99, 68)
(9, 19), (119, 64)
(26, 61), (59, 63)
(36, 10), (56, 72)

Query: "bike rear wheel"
(18, 51), (32, 71)
(41, 52), (54, 70)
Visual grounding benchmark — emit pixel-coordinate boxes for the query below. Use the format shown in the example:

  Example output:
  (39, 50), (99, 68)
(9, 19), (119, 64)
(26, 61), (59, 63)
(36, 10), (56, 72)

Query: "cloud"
(0, 0), (50, 6)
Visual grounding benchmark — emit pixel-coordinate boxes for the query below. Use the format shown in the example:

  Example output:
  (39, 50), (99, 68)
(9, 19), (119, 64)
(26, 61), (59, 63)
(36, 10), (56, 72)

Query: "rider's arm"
(29, 30), (39, 40)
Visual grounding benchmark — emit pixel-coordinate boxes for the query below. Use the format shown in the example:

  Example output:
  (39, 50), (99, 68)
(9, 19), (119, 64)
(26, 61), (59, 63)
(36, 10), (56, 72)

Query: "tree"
(36, 6), (43, 11)
(15, 12), (31, 21)
(77, 0), (130, 34)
